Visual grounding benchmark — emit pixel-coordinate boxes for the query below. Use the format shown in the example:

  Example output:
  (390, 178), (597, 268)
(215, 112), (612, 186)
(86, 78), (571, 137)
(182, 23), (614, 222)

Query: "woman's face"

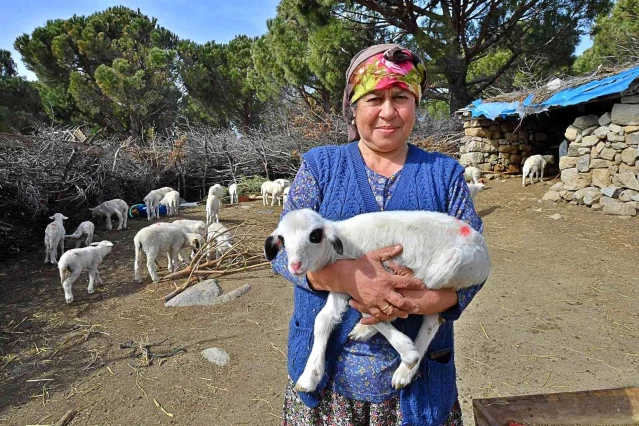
(354, 86), (417, 153)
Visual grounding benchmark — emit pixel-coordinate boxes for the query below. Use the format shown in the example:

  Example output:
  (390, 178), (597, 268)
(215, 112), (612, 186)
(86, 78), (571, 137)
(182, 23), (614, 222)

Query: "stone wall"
(542, 99), (639, 216)
(459, 118), (547, 173)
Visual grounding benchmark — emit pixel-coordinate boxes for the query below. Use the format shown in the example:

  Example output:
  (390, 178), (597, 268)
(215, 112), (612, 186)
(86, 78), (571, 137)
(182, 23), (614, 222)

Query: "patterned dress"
(278, 155), (483, 426)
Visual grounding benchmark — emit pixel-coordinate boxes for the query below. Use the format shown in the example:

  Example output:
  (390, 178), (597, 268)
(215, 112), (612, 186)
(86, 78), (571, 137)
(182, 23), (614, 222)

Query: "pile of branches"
(159, 220), (269, 302)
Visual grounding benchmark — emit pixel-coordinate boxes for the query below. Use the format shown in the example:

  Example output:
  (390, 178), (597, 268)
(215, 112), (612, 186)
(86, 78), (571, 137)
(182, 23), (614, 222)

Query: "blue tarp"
(465, 67), (639, 119)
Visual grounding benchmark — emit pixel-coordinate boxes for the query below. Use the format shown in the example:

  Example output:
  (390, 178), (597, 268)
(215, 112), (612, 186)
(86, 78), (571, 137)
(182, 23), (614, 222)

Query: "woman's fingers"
(390, 275), (425, 291)
(349, 299), (370, 313)
(384, 260), (414, 277)
(386, 291), (419, 314)
(367, 244), (403, 262)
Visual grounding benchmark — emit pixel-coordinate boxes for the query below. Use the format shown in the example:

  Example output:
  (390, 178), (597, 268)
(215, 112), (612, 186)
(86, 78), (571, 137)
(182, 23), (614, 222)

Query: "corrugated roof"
(460, 66), (639, 120)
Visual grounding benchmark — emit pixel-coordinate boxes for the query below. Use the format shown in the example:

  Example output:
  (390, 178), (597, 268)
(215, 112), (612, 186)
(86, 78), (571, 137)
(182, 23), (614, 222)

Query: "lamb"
(264, 208), (490, 392)
(206, 194), (221, 225)
(464, 166), (481, 184)
(89, 199), (128, 230)
(171, 219), (207, 238)
(261, 181), (284, 206)
(228, 183), (239, 204)
(143, 190), (160, 220)
(282, 186), (291, 205)
(159, 190), (180, 216)
(274, 179), (291, 189)
(206, 222), (233, 259)
(58, 241), (113, 303)
(133, 225), (197, 283)
(522, 154), (552, 186)
(44, 213), (68, 264)
(153, 187), (174, 199)
(467, 183), (485, 201)
(65, 221), (95, 248)
(150, 222), (205, 262)
(208, 184), (224, 200)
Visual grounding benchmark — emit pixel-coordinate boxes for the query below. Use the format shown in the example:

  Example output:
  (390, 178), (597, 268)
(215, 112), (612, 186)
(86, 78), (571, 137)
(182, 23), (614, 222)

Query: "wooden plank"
(473, 387), (639, 425)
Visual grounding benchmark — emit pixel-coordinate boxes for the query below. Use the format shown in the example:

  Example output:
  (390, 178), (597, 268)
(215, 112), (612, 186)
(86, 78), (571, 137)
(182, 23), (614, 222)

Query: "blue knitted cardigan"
(287, 142), (464, 426)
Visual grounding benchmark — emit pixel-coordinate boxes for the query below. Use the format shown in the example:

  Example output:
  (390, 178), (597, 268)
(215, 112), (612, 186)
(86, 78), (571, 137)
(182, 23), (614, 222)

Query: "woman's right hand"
(306, 245), (425, 319)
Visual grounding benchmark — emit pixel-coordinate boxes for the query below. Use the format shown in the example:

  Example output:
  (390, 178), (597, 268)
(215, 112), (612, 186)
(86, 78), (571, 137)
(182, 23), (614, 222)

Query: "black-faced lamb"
(264, 208), (490, 392)
(89, 199), (128, 230)
(44, 213), (68, 264)
(58, 241), (113, 303)
(65, 221), (95, 248)
(133, 225), (197, 283)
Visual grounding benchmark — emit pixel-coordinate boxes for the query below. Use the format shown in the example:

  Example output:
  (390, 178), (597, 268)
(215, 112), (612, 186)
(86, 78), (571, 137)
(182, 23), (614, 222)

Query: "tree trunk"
(441, 55), (473, 115)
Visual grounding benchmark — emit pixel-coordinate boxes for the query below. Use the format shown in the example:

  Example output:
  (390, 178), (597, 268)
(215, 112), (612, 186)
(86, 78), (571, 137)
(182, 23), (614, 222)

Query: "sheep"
(171, 219), (207, 238)
(65, 221), (95, 248)
(467, 183), (485, 201)
(264, 208), (490, 392)
(522, 154), (550, 186)
(208, 184), (224, 200)
(44, 213), (68, 265)
(89, 199), (128, 230)
(143, 190), (160, 220)
(274, 179), (291, 188)
(228, 183), (239, 204)
(153, 186), (174, 199)
(150, 221), (205, 263)
(206, 194), (221, 225)
(206, 222), (233, 259)
(159, 190), (180, 216)
(58, 241), (113, 303)
(282, 186), (291, 205)
(464, 166), (481, 184)
(261, 181), (284, 206)
(133, 225), (197, 283)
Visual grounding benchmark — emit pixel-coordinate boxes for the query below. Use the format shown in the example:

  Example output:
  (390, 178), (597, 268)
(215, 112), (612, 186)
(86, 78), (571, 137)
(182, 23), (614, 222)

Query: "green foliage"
(237, 175), (268, 195)
(0, 50), (45, 133)
(0, 49), (18, 77)
(14, 7), (181, 138)
(574, 0), (639, 73)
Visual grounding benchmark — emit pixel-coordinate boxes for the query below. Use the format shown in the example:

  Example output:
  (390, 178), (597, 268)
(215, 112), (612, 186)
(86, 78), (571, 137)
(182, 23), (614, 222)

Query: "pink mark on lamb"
(459, 225), (471, 237)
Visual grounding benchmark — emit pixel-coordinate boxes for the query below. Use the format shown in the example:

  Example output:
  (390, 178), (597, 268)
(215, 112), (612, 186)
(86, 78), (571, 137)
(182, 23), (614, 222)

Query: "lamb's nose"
(289, 261), (302, 273)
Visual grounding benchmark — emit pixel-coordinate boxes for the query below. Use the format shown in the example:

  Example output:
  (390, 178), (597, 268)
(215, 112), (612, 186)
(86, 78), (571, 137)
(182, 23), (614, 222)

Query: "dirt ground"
(0, 178), (637, 426)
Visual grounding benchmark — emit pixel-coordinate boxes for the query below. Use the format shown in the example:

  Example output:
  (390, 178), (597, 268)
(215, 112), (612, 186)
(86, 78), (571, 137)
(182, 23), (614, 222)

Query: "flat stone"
(573, 114), (600, 129)
(633, 194), (639, 202)
(611, 142), (628, 150)
(459, 152), (486, 166)
(583, 188), (602, 206)
(624, 125), (639, 133)
(201, 348), (230, 366)
(601, 186), (623, 198)
(505, 132), (519, 141)
(613, 170), (639, 191)
(542, 191), (562, 202)
(598, 112), (611, 126)
(619, 189), (639, 202)
(549, 213), (563, 220)
(582, 126), (598, 137)
(467, 140), (497, 153)
(591, 169), (612, 188)
(564, 126), (579, 141)
(602, 198), (637, 216)
(581, 135), (599, 147)
(559, 190), (574, 201)
(465, 127), (491, 138)
(594, 127), (609, 139)
(567, 143), (585, 157)
(559, 156), (578, 170)
(626, 133), (639, 146)
(589, 159), (614, 169)
(573, 186), (599, 203)
(621, 94), (639, 104)
(561, 168), (592, 191)
(608, 133), (626, 142)
(609, 123), (624, 134)
(550, 182), (564, 191)
(577, 154), (591, 172)
(618, 163), (639, 174)
(621, 147), (637, 165)
(611, 103), (639, 126)
(165, 279), (223, 307)
(599, 147), (617, 160)
(591, 203), (603, 211)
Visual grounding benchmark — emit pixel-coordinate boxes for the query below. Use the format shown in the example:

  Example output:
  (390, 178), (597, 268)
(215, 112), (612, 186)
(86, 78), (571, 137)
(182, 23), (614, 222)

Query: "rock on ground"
(165, 279), (251, 307)
(201, 348), (230, 366)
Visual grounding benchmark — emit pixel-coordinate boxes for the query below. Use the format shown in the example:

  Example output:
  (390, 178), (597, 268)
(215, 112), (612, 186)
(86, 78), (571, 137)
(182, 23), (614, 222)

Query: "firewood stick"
(54, 409), (77, 426)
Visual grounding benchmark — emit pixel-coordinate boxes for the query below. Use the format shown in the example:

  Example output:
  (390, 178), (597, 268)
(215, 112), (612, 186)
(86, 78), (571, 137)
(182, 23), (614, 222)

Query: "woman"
(271, 44), (484, 426)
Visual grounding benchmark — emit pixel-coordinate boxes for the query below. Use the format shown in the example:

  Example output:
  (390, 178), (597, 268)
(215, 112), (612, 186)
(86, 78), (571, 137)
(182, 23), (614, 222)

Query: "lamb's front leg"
(105, 214), (113, 230)
(295, 292), (350, 393)
(114, 210), (124, 230)
(391, 315), (441, 389)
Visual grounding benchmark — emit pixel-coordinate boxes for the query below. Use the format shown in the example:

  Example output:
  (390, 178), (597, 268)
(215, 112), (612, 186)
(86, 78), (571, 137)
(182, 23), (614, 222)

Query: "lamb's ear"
(90, 242), (100, 246)
(49, 215), (55, 220)
(62, 215), (68, 220)
(264, 232), (282, 261)
(323, 225), (343, 255)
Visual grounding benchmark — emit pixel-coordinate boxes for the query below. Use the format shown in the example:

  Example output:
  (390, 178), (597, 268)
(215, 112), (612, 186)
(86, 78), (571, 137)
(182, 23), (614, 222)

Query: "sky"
(1, 1), (594, 81)
(0, 0), (281, 80)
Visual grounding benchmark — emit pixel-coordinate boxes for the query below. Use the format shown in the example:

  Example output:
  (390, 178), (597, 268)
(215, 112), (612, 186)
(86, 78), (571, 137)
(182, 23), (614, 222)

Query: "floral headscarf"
(343, 44), (427, 142)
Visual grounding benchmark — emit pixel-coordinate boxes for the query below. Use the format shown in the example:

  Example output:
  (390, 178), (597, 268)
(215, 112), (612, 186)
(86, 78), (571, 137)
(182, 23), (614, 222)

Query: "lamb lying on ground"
(134, 225), (198, 283)
(58, 241), (113, 303)
(44, 213), (68, 265)
(160, 190), (180, 216)
(265, 208), (490, 392)
(89, 199), (128, 230)
(65, 221), (95, 248)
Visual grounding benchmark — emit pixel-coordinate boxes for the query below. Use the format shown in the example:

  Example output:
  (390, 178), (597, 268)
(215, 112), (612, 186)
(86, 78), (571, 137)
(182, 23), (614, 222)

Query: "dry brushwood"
(119, 338), (186, 366)
(159, 220), (269, 302)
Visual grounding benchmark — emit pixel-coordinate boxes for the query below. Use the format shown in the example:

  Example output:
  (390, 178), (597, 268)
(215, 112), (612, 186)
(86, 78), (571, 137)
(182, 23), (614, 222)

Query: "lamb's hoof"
(88, 288), (94, 294)
(391, 363), (418, 389)
(65, 297), (73, 304)
(295, 370), (321, 393)
(50, 260), (57, 265)
(134, 278), (142, 284)
(348, 323), (377, 341)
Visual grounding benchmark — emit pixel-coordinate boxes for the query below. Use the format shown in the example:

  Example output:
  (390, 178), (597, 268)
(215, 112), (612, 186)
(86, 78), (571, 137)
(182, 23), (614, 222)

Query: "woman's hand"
(307, 245), (425, 320)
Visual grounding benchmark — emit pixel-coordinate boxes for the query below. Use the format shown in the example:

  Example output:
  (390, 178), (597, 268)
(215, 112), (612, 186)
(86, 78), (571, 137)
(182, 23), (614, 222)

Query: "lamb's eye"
(309, 229), (323, 243)
(278, 235), (285, 246)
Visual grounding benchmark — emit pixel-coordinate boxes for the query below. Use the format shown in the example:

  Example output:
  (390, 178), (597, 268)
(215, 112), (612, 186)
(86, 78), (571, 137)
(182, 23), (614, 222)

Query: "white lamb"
(261, 181), (284, 206)
(58, 240), (113, 304)
(89, 199), (128, 230)
(467, 183), (485, 201)
(143, 190), (160, 220)
(159, 190), (180, 216)
(282, 186), (291, 205)
(464, 166), (481, 184)
(44, 213), (68, 265)
(274, 179), (291, 188)
(171, 219), (207, 238)
(206, 222), (233, 259)
(149, 222), (205, 262)
(133, 225), (198, 283)
(264, 208), (490, 392)
(208, 184), (224, 200)
(522, 154), (551, 186)
(228, 183), (239, 204)
(153, 186), (174, 199)
(65, 221), (95, 248)
(206, 194), (221, 224)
